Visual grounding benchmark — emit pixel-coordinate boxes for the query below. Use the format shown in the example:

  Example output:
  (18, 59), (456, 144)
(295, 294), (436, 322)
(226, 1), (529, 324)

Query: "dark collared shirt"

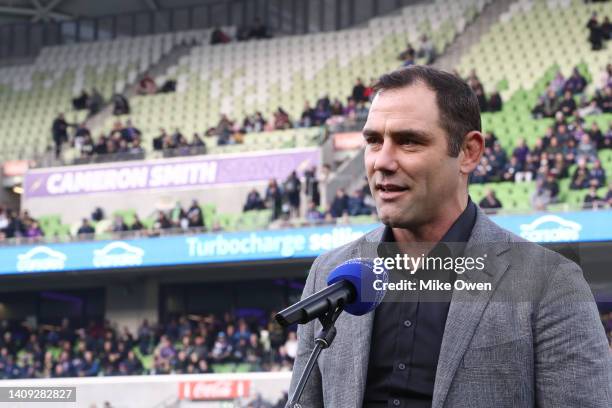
(363, 198), (477, 408)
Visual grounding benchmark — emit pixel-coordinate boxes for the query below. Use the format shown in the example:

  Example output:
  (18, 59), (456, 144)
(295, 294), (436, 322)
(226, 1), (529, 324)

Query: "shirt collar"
(380, 197), (477, 247)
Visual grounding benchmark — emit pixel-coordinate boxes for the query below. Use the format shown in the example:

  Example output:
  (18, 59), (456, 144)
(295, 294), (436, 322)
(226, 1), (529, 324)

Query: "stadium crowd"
(0, 308), (610, 380)
(0, 312), (297, 379)
(471, 65), (611, 210)
(0, 164), (376, 243)
(55, 60), (512, 165)
(55, 74), (377, 162)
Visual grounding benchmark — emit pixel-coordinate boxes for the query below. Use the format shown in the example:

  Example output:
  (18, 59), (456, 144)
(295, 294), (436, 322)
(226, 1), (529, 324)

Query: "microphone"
(275, 258), (387, 327)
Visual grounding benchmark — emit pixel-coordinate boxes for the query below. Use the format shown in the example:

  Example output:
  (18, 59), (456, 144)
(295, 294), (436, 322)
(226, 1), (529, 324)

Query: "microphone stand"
(287, 304), (344, 408)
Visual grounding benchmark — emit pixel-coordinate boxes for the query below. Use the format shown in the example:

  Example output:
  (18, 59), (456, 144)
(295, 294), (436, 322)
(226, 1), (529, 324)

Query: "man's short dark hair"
(374, 66), (481, 157)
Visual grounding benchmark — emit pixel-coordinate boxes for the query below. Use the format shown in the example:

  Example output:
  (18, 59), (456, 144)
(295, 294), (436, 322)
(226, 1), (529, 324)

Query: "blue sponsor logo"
(16, 246), (67, 272)
(0, 209), (610, 275)
(92, 241), (145, 268)
(519, 215), (582, 242)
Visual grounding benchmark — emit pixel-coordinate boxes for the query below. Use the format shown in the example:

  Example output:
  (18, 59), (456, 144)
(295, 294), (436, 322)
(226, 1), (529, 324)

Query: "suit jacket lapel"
(348, 226), (385, 407)
(432, 234), (511, 408)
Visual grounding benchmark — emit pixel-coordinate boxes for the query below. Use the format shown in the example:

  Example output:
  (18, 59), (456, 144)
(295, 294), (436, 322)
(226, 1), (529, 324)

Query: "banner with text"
(0, 210), (610, 276)
(24, 148), (319, 198)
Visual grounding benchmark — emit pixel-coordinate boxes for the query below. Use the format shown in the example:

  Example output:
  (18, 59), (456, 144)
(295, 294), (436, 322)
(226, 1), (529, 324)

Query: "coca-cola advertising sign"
(179, 380), (251, 400)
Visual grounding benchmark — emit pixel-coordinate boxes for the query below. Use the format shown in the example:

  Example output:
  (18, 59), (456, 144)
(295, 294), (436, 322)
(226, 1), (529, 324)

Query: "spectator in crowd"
(210, 26), (231, 45)
(590, 159), (607, 188)
(265, 180), (283, 220)
(153, 128), (167, 151)
(169, 202), (188, 230)
(111, 215), (128, 233)
(543, 173), (560, 202)
(347, 190), (372, 216)
(131, 215), (144, 231)
(273, 108), (291, 130)
(25, 220), (43, 239)
(351, 78), (367, 103)
(482, 131), (497, 149)
(398, 43), (416, 67)
(531, 179), (552, 211)
(559, 90), (577, 116)
(91, 207), (105, 222)
(216, 114), (234, 145)
(248, 18), (270, 39)
(159, 78), (177, 94)
(72, 90), (90, 110)
(478, 189), (503, 213)
(512, 138), (530, 165)
(475, 87), (488, 112)
(488, 90), (503, 112)
(329, 189), (349, 218)
(304, 166), (321, 207)
(587, 12), (604, 51)
(470, 156), (494, 183)
(312, 101), (331, 126)
(298, 102), (313, 127)
(138, 74), (157, 95)
(154, 211), (172, 230)
(112, 93), (130, 116)
(77, 219), (95, 236)
(244, 189), (266, 211)
(502, 156), (522, 182)
(416, 34), (436, 64)
(583, 184), (604, 209)
(564, 67), (587, 95)
(73, 122), (91, 152)
(466, 69), (484, 94)
(551, 153), (569, 179)
(305, 201), (324, 224)
(88, 88), (104, 117)
(187, 200), (205, 229)
(283, 171), (302, 217)
(576, 133), (598, 163)
(603, 16), (611, 41)
(210, 332), (232, 363)
(330, 99), (344, 116)
(52, 113), (72, 158)
(570, 160), (591, 190)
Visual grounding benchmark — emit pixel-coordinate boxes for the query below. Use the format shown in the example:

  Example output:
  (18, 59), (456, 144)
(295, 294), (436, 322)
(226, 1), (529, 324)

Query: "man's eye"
(365, 137), (381, 145)
(399, 138), (415, 145)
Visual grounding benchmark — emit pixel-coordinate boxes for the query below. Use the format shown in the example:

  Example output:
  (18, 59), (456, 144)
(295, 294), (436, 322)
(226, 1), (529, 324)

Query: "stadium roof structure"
(0, 0), (233, 25)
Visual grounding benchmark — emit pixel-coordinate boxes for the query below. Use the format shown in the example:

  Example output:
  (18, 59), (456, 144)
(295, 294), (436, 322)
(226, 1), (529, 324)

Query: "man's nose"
(373, 139), (399, 173)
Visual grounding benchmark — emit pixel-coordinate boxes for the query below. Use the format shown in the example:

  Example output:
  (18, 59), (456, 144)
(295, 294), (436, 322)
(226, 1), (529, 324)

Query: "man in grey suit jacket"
(289, 66), (611, 407)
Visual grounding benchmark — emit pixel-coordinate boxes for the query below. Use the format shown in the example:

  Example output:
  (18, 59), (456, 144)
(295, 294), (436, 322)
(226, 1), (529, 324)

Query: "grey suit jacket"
(288, 207), (611, 407)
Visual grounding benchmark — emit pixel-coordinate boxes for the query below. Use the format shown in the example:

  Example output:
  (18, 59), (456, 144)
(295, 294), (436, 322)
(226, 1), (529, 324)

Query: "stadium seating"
(0, 29), (215, 163)
(457, 0), (612, 211)
(90, 0), (491, 150)
(459, 0), (611, 99)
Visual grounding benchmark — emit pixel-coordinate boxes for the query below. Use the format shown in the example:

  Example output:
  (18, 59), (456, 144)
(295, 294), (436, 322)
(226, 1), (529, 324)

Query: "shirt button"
(403, 320), (412, 328)
(397, 363), (406, 370)
(393, 399), (401, 406)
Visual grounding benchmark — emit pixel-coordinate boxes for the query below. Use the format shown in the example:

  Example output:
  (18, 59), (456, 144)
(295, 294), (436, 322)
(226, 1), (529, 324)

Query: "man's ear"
(459, 131), (484, 174)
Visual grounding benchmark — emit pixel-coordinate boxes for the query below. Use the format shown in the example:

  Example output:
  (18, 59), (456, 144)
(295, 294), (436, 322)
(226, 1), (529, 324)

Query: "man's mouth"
(375, 183), (409, 200)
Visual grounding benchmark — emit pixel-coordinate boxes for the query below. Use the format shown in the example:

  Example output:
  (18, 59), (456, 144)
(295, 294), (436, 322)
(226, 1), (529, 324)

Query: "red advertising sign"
(333, 132), (364, 151)
(178, 380), (251, 400)
(3, 160), (30, 177)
